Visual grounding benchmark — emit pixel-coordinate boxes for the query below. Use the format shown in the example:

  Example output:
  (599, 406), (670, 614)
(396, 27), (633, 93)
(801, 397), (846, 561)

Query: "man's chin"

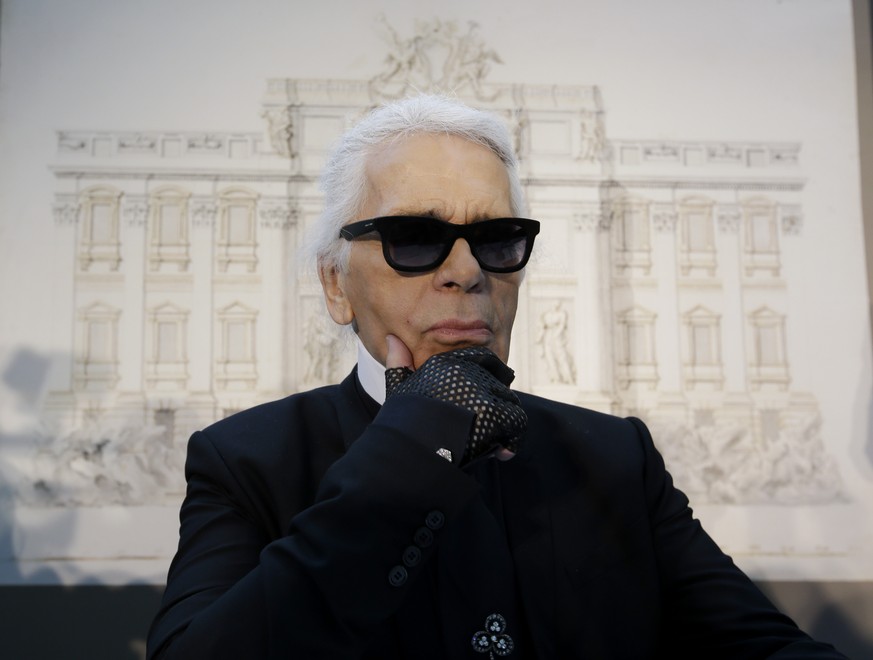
(413, 340), (507, 368)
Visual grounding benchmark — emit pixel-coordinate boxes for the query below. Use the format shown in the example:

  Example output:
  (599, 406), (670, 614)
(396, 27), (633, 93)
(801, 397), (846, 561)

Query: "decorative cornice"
(118, 134), (158, 154)
(612, 140), (801, 169)
(53, 199), (80, 225)
(716, 204), (742, 233)
(50, 166), (313, 183)
(258, 205), (298, 229)
(523, 177), (805, 192)
(191, 201), (218, 228)
(652, 204), (678, 232)
(572, 205), (611, 232)
(779, 204), (803, 236)
(122, 196), (149, 228)
(56, 131), (264, 158)
(186, 134), (225, 153)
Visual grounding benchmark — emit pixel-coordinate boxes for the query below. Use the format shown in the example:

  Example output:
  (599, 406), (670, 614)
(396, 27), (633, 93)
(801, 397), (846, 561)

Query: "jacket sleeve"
(631, 417), (848, 659)
(147, 395), (478, 660)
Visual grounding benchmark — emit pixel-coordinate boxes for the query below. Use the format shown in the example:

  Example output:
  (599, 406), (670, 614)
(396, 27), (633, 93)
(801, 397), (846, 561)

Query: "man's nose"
(433, 238), (484, 291)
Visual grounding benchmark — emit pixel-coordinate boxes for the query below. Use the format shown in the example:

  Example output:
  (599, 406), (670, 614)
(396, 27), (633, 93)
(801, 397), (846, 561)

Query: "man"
(147, 96), (845, 658)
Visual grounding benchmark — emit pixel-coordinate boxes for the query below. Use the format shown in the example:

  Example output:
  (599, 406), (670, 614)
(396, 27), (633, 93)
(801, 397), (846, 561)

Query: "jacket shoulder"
(192, 382), (356, 477)
(203, 384), (341, 438)
(516, 390), (654, 473)
(517, 390), (641, 436)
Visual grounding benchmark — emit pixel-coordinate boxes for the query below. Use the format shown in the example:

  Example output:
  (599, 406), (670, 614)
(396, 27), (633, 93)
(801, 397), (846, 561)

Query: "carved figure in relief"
(577, 114), (604, 162)
(654, 415), (844, 505)
(371, 16), (502, 100)
(22, 421), (186, 506)
(302, 313), (339, 384)
(372, 16), (424, 91)
(536, 301), (576, 384)
(261, 106), (295, 158)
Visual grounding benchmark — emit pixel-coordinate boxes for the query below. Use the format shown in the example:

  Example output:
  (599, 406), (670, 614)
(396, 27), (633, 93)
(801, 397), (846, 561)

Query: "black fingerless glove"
(384, 347), (527, 465)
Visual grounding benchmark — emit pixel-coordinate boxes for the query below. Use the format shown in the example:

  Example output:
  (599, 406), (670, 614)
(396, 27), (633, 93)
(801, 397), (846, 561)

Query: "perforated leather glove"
(385, 346), (527, 465)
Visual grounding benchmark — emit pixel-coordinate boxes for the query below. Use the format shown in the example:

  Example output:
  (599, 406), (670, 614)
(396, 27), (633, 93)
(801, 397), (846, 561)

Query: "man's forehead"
(359, 133), (512, 219)
(374, 206), (505, 222)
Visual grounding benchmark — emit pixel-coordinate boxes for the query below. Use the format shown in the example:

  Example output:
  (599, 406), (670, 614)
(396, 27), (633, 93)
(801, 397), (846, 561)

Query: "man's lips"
(426, 319), (493, 340)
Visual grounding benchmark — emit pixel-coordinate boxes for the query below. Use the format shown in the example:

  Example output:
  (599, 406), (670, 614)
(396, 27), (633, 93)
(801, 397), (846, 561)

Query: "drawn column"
(715, 202), (753, 427)
(651, 202), (685, 417)
(572, 204), (613, 412)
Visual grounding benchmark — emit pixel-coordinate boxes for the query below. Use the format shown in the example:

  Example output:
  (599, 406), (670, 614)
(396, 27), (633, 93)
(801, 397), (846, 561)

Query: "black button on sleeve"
(425, 510), (445, 530)
(413, 526), (434, 548)
(402, 546), (422, 567)
(388, 565), (408, 587)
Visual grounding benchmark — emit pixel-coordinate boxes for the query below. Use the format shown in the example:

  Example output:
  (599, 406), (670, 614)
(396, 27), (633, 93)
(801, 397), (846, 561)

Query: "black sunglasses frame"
(339, 216), (540, 273)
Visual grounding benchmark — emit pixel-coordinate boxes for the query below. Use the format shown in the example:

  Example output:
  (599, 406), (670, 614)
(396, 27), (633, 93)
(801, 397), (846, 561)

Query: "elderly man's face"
(320, 133), (522, 368)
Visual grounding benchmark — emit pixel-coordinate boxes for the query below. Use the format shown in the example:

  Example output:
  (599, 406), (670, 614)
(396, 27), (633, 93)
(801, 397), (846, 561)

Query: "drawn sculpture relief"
(536, 301), (577, 385)
(8, 17), (845, 510)
(371, 16), (503, 100)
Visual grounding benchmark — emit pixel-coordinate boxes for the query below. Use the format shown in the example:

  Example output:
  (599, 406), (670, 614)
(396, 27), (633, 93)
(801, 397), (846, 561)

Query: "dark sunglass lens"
(385, 218), (447, 268)
(474, 223), (529, 269)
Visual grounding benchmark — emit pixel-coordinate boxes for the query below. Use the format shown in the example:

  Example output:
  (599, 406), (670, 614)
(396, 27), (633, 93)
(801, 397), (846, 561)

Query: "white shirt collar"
(356, 337), (386, 404)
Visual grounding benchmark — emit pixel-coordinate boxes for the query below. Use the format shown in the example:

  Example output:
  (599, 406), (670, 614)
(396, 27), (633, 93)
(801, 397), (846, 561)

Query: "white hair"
(303, 94), (526, 274)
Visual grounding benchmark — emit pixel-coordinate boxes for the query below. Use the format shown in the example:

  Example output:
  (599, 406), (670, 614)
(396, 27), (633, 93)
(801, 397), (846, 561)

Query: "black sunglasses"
(339, 216), (540, 273)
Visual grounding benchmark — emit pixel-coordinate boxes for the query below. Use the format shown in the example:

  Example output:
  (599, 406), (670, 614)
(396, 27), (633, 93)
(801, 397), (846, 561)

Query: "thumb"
(385, 334), (414, 371)
(495, 448), (516, 462)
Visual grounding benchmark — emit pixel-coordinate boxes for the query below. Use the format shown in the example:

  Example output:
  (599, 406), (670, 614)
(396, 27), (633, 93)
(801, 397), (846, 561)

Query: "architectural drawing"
(13, 18), (843, 511)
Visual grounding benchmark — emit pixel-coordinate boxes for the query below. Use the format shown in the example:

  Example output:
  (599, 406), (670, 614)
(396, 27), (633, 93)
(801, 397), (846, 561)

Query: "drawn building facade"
(34, 75), (841, 510)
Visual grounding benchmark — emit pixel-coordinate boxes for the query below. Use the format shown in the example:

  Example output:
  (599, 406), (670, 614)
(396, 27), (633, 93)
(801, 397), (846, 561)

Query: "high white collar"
(356, 337), (386, 404)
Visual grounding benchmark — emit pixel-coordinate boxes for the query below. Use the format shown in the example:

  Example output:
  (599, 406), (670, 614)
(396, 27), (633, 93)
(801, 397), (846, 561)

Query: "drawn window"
(156, 321), (180, 363)
(615, 307), (658, 389)
(225, 320), (251, 362)
(78, 187), (122, 271)
(749, 211), (777, 253)
(748, 307), (790, 390)
(148, 187), (191, 272)
(228, 204), (254, 243)
(612, 198), (652, 276)
(90, 203), (114, 244)
(87, 320), (113, 363)
(686, 212), (710, 251)
(754, 323), (783, 366)
(215, 302), (258, 390)
(159, 205), (184, 245)
(74, 302), (121, 389)
(625, 323), (652, 365)
(620, 207), (649, 251)
(742, 198), (780, 277)
(678, 197), (716, 276)
(691, 324), (715, 365)
(682, 306), (723, 389)
(145, 302), (189, 389)
(217, 188), (259, 273)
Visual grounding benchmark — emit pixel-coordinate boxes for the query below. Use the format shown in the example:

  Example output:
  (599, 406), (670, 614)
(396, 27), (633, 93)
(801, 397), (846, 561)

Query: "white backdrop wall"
(0, 0), (870, 586)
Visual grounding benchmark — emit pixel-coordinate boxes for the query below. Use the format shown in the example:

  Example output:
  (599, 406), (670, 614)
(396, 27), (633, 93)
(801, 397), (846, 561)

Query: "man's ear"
(318, 261), (355, 326)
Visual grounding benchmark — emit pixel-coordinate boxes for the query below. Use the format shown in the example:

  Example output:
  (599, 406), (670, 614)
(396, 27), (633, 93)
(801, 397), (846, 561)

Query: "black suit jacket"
(147, 370), (845, 659)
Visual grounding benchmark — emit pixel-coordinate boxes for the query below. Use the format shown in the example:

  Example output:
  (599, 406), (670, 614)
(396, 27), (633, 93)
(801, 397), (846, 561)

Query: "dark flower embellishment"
(471, 613), (514, 657)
